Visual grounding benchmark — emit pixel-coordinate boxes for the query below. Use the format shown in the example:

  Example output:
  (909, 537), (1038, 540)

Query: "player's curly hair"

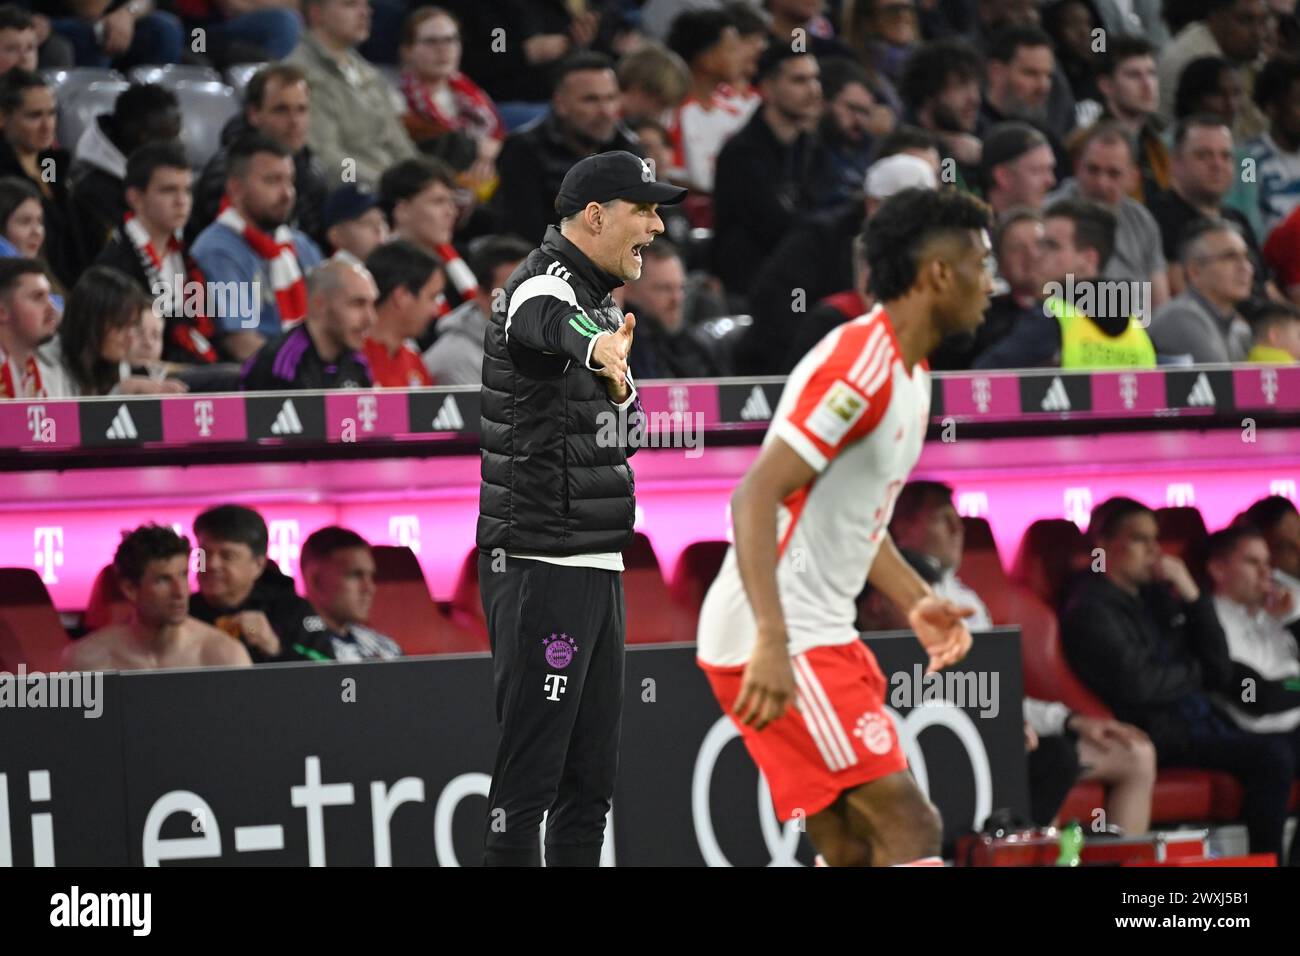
(863, 188), (992, 302)
(115, 524), (190, 586)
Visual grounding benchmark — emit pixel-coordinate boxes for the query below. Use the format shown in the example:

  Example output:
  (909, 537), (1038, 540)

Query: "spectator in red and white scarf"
(0, 257), (58, 399)
(377, 156), (476, 351)
(190, 133), (323, 362)
(398, 6), (504, 199)
(95, 142), (220, 366)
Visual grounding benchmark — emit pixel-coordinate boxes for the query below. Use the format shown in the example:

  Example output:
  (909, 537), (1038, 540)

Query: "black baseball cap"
(554, 150), (687, 218)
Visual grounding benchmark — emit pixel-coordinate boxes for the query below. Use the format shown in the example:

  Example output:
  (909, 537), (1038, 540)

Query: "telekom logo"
(1261, 368), (1279, 405)
(971, 377), (992, 413)
(193, 400), (214, 437)
(1270, 479), (1297, 501)
(26, 404), (46, 441)
(1063, 487), (1093, 528)
(33, 527), (64, 584)
(956, 491), (989, 518)
(668, 385), (690, 414)
(1118, 373), (1138, 409)
(388, 515), (421, 555)
(357, 395), (379, 433)
(1165, 483), (1196, 508)
(267, 520), (301, 578)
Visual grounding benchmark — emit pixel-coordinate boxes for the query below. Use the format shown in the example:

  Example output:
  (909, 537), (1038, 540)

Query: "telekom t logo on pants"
(543, 675), (568, 701)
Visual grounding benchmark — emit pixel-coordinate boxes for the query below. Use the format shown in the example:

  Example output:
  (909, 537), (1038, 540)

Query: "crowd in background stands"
(3, 0), (1300, 398)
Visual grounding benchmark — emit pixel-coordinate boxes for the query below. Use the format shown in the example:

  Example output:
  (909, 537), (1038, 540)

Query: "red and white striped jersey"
(665, 84), (759, 193)
(696, 306), (931, 667)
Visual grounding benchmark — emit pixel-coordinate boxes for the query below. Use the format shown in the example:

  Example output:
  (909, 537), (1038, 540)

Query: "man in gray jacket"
(1149, 217), (1255, 364)
(286, 0), (416, 188)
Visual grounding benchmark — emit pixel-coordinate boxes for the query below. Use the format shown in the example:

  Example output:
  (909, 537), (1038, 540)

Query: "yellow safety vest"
(1044, 296), (1156, 369)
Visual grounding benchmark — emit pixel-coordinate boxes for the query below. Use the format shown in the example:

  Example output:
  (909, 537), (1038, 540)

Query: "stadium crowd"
(1, 0), (1300, 399)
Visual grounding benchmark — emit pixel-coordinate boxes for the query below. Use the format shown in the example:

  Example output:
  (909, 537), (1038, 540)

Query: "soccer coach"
(477, 151), (686, 867)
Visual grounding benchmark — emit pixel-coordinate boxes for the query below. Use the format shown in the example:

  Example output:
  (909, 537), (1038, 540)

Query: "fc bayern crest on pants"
(543, 633), (579, 669)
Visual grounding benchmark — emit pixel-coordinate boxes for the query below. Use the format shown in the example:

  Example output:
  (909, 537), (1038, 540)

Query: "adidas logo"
(270, 399), (303, 435)
(432, 395), (465, 430)
(1040, 376), (1071, 412)
(740, 385), (772, 421)
(1186, 372), (1216, 407)
(104, 404), (138, 440)
(545, 261), (572, 282)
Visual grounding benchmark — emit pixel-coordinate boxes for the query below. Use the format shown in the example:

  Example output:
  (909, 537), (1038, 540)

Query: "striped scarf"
(0, 344), (42, 399)
(434, 242), (479, 318)
(217, 203), (308, 328)
(124, 214), (217, 363)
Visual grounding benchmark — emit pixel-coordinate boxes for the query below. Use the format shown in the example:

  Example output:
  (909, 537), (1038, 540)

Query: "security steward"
(478, 151), (686, 867)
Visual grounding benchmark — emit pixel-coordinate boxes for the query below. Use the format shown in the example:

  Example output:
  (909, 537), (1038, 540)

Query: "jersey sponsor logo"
(803, 379), (866, 446)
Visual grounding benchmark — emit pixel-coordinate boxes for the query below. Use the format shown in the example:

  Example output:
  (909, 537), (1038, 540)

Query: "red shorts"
(701, 640), (908, 821)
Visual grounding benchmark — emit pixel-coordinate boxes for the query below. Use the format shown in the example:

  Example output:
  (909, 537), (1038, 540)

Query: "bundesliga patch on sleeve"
(803, 379), (868, 446)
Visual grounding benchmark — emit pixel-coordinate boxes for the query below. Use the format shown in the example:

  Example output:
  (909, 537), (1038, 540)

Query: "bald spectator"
(1157, 0), (1270, 140)
(240, 258), (376, 390)
(981, 122), (1057, 216)
(1149, 218), (1255, 364)
(64, 525), (251, 672)
(286, 0), (417, 187)
(1048, 123), (1169, 309)
(301, 526), (403, 662)
(493, 52), (645, 246)
(898, 38), (985, 193)
(190, 134), (324, 361)
(193, 64), (329, 243)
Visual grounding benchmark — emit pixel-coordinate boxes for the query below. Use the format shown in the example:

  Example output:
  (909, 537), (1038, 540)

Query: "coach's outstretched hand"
(591, 312), (636, 388)
(734, 636), (797, 731)
(909, 596), (974, 674)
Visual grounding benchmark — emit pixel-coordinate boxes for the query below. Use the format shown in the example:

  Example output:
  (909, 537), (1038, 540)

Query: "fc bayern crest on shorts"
(543, 633), (579, 669)
(853, 712), (894, 755)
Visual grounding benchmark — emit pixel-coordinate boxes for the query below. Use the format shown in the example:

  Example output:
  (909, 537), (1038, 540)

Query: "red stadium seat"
(1011, 519), (1090, 610)
(624, 532), (690, 644)
(369, 546), (486, 655)
(0, 568), (70, 672)
(1005, 584), (1112, 718)
(1156, 507), (1209, 581)
(669, 540), (729, 619)
(84, 564), (131, 632)
(958, 517), (1011, 625)
(1056, 782), (1107, 825)
(1149, 769), (1216, 824)
(450, 548), (488, 641)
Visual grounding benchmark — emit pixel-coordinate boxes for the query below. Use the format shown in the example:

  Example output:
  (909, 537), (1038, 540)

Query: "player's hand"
(734, 636), (797, 731)
(908, 595), (974, 674)
(591, 312), (635, 388)
(1069, 714), (1148, 749)
(234, 610), (281, 657)
(1265, 582), (1295, 620)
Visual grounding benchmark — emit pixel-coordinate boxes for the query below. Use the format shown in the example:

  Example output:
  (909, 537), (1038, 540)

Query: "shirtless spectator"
(64, 524), (251, 672)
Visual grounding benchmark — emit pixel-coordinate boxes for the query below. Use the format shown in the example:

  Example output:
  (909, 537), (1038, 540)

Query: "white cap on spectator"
(864, 153), (938, 200)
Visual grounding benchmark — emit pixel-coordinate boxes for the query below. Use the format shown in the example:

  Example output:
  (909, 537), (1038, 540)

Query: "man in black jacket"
(1061, 496), (1298, 863)
(478, 149), (685, 867)
(492, 52), (645, 246)
(190, 64), (328, 245)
